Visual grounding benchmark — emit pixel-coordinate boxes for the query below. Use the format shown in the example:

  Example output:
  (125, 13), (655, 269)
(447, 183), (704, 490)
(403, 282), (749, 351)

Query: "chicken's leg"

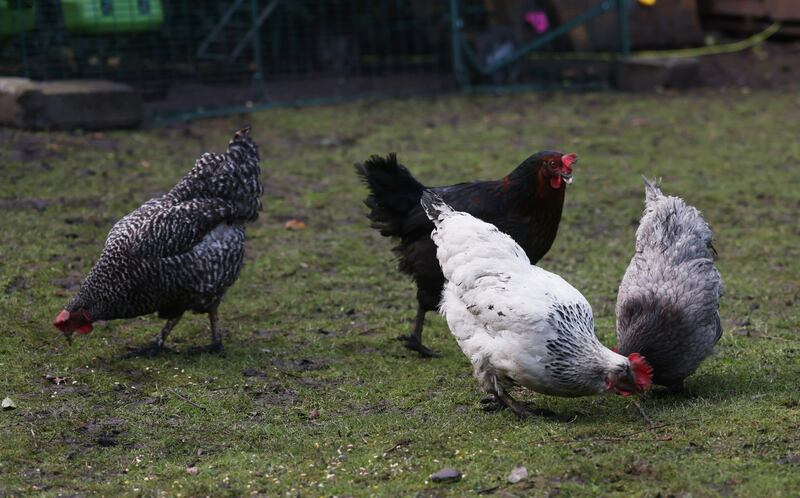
(186, 307), (225, 355)
(491, 382), (557, 420)
(399, 305), (438, 357)
(494, 389), (537, 419)
(125, 316), (181, 358)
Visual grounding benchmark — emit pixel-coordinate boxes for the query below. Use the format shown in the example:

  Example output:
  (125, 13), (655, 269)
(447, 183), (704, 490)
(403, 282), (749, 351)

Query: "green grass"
(1, 90), (799, 497)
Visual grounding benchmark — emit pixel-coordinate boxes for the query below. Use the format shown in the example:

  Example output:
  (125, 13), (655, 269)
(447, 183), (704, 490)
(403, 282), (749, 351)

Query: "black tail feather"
(355, 153), (427, 238)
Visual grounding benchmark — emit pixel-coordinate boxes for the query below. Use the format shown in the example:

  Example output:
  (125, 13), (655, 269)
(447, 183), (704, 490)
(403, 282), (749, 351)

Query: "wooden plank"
(550, 0), (704, 50)
(701, 0), (800, 21)
(765, 0), (800, 21)
(701, 0), (770, 17)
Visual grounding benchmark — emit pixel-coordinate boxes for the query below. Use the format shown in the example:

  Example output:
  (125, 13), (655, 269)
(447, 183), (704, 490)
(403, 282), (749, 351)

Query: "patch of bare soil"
(698, 40), (800, 90)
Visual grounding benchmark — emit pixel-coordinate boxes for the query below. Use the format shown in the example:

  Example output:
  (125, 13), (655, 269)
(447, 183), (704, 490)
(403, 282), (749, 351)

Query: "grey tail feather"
(228, 126), (260, 160)
(642, 175), (663, 203)
(420, 190), (452, 222)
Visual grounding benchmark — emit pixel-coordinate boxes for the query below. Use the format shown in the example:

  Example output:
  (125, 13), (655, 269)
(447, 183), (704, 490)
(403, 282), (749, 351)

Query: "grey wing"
(160, 224), (246, 298)
(128, 198), (236, 259)
(667, 257), (723, 339)
(104, 198), (164, 253)
(713, 311), (723, 344)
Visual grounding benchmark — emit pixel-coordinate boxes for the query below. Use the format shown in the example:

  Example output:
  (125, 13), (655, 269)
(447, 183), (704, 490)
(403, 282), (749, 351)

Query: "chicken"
(356, 151), (577, 356)
(616, 177), (723, 392)
(53, 128), (263, 355)
(421, 191), (652, 418)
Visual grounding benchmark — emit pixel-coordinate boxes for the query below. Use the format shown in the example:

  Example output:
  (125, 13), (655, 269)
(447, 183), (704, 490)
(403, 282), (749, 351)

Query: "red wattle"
(76, 323), (94, 335)
(550, 176), (562, 189)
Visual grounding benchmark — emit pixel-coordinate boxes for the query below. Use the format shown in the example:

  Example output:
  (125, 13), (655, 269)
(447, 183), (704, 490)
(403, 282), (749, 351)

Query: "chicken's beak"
(560, 172), (573, 185)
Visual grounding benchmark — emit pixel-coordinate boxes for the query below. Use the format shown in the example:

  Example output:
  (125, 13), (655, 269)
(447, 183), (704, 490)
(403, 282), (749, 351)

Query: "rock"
(777, 455), (800, 465)
(430, 467), (462, 483)
(507, 464), (528, 483)
(0, 77), (143, 130)
(615, 57), (700, 92)
(1, 397), (16, 410)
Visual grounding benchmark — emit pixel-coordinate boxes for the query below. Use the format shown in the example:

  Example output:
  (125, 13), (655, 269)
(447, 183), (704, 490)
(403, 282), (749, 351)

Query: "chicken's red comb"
(561, 153), (578, 169)
(628, 353), (653, 391)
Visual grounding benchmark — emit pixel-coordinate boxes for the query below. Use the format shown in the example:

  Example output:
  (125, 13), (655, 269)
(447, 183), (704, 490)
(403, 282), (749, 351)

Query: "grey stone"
(0, 77), (142, 130)
(429, 467), (461, 483)
(507, 464), (528, 483)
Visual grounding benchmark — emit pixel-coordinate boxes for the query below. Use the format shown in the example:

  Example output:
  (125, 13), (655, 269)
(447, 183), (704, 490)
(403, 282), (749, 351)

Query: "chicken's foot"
(124, 316), (181, 358)
(399, 306), (438, 357)
(185, 308), (225, 355)
(492, 385), (557, 420)
(479, 394), (504, 412)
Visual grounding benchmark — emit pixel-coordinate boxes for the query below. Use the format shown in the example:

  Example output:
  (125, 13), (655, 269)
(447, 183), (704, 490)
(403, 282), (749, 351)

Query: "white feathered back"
(421, 191), (625, 397)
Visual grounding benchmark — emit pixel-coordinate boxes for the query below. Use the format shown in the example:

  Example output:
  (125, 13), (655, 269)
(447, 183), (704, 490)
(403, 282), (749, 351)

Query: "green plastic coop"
(61, 0), (164, 34)
(0, 0), (36, 36)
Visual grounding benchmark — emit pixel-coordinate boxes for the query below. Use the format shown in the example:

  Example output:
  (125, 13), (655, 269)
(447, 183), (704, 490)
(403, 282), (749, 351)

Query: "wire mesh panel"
(1, 0), (456, 118)
(0, 1), (633, 119)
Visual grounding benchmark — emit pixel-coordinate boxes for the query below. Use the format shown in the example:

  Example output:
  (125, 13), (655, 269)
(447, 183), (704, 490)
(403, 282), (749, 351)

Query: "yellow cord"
(525, 22), (781, 61)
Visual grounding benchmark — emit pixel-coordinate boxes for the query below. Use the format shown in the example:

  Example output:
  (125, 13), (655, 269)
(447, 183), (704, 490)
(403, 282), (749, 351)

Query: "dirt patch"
(698, 41), (800, 90)
(625, 460), (657, 477)
(242, 368), (269, 378)
(75, 417), (127, 449)
(271, 357), (329, 372)
(52, 274), (82, 293)
(252, 384), (300, 407)
(4, 276), (31, 294)
(0, 198), (51, 212)
(252, 328), (282, 340)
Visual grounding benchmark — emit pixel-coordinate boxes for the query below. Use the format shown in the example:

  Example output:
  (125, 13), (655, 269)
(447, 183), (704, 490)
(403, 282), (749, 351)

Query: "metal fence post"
(449, 0), (470, 88)
(251, 0), (267, 101)
(618, 0), (631, 57)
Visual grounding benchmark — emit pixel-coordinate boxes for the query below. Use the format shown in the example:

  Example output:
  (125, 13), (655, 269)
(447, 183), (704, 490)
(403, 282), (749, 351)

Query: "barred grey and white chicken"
(421, 191), (652, 419)
(53, 128), (263, 355)
(616, 177), (723, 391)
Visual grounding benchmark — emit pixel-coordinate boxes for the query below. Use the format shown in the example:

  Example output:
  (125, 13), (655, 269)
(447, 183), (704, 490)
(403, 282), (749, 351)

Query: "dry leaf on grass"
(284, 219), (307, 230)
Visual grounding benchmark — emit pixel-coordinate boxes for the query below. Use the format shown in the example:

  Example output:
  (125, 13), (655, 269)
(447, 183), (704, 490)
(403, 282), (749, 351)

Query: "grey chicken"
(616, 177), (723, 391)
(53, 128), (263, 355)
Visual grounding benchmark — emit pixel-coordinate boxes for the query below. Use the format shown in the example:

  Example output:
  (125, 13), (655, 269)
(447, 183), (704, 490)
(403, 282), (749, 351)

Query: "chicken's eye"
(548, 160), (555, 168)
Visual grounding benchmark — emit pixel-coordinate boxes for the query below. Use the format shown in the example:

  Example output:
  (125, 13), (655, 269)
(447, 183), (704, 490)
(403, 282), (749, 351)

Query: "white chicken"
(420, 191), (652, 418)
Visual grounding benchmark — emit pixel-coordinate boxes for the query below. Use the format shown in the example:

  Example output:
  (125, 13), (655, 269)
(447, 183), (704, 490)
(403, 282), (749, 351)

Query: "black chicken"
(356, 151), (577, 356)
(53, 128), (263, 355)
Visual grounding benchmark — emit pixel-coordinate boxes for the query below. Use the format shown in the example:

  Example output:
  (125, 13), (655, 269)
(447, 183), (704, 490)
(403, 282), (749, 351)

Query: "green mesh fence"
(0, 0), (630, 120)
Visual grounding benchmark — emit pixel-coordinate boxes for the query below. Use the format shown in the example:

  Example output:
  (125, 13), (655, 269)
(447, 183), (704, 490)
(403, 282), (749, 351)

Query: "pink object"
(523, 11), (549, 34)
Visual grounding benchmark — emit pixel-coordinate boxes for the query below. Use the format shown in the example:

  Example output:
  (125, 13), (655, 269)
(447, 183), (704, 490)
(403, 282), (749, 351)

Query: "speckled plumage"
(616, 177), (723, 389)
(60, 128), (262, 351)
(421, 191), (647, 417)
